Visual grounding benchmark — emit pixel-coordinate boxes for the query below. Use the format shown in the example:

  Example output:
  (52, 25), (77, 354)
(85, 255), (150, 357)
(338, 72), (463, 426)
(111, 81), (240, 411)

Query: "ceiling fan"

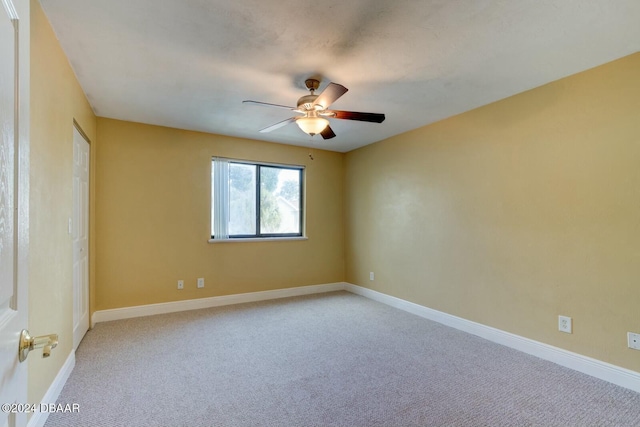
(243, 79), (385, 140)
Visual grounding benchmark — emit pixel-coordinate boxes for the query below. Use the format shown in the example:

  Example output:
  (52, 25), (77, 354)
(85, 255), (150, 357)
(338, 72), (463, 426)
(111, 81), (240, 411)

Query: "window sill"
(208, 236), (308, 243)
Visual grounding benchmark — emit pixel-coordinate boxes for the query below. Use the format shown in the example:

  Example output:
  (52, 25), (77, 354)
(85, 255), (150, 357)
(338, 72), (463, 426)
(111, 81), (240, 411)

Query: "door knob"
(18, 330), (58, 362)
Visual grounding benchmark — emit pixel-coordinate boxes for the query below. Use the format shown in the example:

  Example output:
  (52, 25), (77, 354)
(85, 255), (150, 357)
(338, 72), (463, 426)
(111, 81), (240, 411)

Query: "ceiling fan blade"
(243, 100), (296, 110)
(312, 83), (348, 109)
(259, 117), (297, 133)
(329, 110), (386, 123)
(321, 126), (336, 140)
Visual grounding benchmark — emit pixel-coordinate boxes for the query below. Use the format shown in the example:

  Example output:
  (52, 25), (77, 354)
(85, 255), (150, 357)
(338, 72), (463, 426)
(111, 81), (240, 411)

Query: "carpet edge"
(344, 283), (640, 394)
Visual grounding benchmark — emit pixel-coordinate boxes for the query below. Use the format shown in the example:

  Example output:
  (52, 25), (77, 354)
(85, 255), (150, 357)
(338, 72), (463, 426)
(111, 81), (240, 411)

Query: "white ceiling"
(40, 0), (640, 153)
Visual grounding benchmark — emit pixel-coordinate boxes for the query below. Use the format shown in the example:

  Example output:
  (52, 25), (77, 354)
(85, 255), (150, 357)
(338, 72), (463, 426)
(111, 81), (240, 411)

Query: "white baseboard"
(92, 282), (346, 326)
(27, 351), (76, 427)
(90, 280), (640, 393)
(344, 283), (640, 393)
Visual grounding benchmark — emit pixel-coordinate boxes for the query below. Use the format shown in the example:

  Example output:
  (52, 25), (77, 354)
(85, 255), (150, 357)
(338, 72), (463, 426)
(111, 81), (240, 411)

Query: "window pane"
(260, 167), (301, 234)
(229, 163), (256, 235)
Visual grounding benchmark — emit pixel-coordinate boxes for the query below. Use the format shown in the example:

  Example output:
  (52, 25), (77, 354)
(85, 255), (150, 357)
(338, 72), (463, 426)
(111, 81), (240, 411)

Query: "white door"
(0, 1), (28, 426)
(72, 127), (89, 349)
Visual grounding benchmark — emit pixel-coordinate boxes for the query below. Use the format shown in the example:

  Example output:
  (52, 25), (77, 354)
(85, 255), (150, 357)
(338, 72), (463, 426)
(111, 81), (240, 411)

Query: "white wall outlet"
(197, 278), (205, 288)
(558, 315), (572, 334)
(369, 272), (375, 281)
(177, 280), (184, 290)
(628, 332), (640, 350)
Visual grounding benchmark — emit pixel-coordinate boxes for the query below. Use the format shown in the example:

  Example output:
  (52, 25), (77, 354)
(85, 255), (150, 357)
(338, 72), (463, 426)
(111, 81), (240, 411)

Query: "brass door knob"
(18, 330), (58, 362)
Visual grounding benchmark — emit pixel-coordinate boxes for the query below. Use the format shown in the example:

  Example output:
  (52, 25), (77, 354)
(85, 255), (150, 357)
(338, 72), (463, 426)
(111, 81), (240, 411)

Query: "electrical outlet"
(558, 315), (572, 334)
(197, 278), (205, 288)
(369, 272), (375, 281)
(628, 332), (640, 350)
(177, 280), (184, 290)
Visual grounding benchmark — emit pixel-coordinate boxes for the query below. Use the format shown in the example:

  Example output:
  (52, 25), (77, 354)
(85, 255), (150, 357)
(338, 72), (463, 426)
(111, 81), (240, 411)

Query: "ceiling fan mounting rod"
(305, 78), (320, 94)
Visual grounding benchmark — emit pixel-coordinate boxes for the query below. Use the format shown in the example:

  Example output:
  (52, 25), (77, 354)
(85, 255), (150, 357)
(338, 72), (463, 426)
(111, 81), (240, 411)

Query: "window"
(211, 158), (304, 240)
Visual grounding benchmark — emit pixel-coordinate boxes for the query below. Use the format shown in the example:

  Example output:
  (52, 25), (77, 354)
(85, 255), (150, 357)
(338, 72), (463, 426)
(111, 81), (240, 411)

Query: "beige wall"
(29, 0), (97, 405)
(95, 118), (344, 310)
(345, 53), (640, 371)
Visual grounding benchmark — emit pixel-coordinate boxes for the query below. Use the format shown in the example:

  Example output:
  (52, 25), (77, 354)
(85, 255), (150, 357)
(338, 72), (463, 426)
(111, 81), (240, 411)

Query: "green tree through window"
(260, 167), (282, 233)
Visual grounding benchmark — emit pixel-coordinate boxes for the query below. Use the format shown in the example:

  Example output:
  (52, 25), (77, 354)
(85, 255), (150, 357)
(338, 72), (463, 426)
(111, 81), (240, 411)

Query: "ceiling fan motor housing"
(297, 79), (324, 110)
(297, 94), (322, 111)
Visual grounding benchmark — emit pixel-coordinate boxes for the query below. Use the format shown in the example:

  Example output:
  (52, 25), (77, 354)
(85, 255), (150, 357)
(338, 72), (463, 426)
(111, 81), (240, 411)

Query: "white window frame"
(210, 157), (305, 242)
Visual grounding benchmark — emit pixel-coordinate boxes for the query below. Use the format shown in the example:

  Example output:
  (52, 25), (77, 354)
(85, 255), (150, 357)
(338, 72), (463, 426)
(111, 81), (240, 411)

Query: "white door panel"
(72, 127), (89, 349)
(0, 1), (27, 426)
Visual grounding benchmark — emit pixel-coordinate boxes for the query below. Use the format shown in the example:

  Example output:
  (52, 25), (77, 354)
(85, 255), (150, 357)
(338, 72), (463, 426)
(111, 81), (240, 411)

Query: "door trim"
(73, 118), (91, 143)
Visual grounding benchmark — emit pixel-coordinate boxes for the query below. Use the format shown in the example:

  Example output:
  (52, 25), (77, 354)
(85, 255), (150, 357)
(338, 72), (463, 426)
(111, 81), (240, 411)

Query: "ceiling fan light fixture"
(245, 79), (384, 140)
(296, 116), (329, 136)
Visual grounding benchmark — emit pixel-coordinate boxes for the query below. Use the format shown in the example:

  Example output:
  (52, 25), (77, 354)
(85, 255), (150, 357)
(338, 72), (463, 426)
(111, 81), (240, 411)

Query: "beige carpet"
(45, 291), (640, 426)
